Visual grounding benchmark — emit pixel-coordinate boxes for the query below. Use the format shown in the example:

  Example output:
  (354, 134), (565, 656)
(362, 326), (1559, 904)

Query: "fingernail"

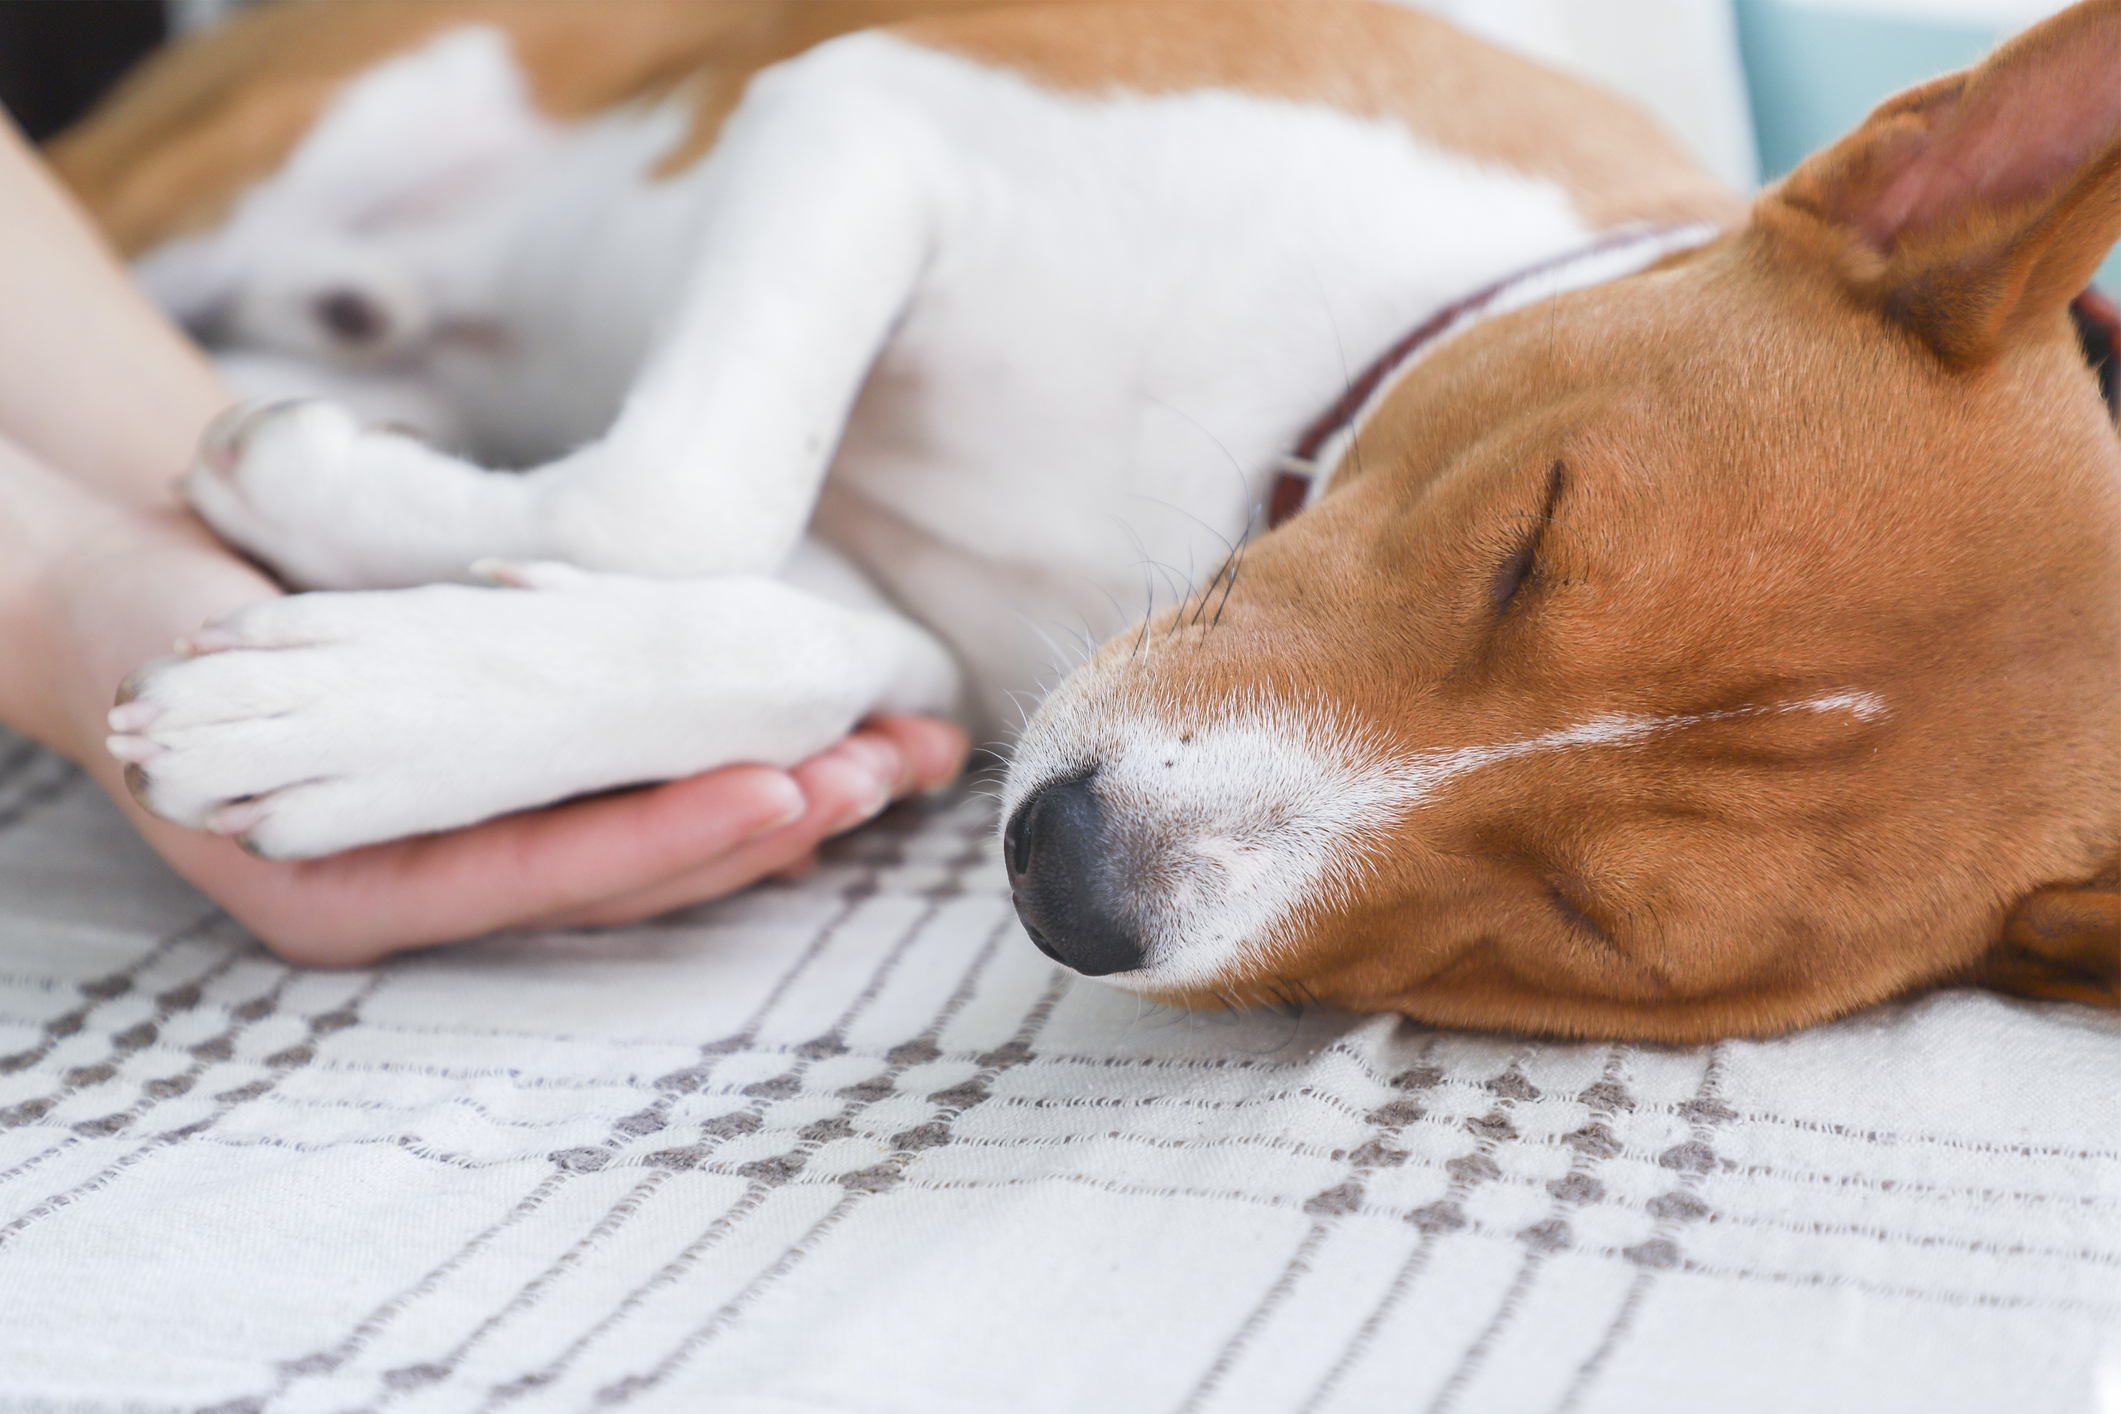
(107, 701), (161, 733)
(206, 801), (267, 836)
(741, 776), (808, 840)
(105, 734), (164, 765)
(843, 736), (911, 795)
(826, 783), (892, 837)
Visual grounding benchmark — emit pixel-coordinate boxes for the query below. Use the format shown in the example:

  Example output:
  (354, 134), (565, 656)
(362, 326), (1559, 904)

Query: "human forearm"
(0, 430), (274, 762)
(0, 116), (228, 507)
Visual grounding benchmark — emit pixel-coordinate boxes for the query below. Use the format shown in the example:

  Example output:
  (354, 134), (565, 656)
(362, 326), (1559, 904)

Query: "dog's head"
(1005, 0), (2121, 1040)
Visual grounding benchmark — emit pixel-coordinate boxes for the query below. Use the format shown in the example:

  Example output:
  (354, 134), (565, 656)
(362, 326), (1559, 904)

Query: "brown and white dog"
(56, 0), (2119, 1040)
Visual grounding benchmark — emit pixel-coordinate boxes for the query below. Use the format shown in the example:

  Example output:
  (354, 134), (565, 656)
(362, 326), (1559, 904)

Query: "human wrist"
(2, 486), (276, 765)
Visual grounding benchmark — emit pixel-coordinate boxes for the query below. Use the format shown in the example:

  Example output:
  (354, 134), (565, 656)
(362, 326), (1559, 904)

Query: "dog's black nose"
(1004, 774), (1143, 976)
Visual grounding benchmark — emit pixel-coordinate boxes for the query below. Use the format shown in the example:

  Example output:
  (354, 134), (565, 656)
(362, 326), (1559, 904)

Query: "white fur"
(116, 541), (958, 859)
(1003, 685), (1423, 992)
(121, 23), (1614, 861)
(1004, 685), (1887, 988)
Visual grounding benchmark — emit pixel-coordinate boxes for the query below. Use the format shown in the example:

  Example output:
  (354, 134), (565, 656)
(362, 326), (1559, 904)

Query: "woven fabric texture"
(0, 729), (2116, 1413)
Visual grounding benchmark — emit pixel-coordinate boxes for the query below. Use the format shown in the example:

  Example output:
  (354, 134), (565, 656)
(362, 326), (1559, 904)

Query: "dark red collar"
(1265, 241), (2121, 532)
(2071, 287), (2121, 416)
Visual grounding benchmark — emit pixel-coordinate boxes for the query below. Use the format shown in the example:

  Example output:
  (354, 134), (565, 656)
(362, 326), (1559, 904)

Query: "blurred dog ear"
(1767, 0), (2121, 369)
(1971, 873), (2121, 1008)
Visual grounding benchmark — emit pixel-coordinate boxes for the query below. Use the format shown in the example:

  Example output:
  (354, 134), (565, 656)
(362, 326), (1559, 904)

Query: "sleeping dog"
(58, 0), (2118, 1039)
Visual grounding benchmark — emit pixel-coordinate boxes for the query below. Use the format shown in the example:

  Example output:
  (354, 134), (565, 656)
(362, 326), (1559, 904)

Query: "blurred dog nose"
(1004, 774), (1144, 976)
(314, 288), (390, 346)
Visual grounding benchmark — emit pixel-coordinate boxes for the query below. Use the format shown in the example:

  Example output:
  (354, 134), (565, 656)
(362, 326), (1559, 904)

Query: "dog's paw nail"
(472, 558), (530, 588)
(475, 559), (586, 591)
(199, 403), (258, 475)
(176, 628), (239, 656)
(200, 399), (309, 477)
(104, 734), (165, 765)
(206, 800), (269, 837)
(106, 700), (161, 733)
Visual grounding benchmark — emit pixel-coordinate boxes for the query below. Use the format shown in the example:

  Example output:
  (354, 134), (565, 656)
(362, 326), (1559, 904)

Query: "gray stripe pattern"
(0, 725), (2115, 1414)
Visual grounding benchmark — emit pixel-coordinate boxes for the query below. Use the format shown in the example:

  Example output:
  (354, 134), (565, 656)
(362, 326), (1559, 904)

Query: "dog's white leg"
(186, 47), (943, 590)
(107, 550), (960, 859)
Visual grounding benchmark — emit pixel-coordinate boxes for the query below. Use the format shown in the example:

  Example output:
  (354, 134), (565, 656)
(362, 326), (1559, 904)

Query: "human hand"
(2, 449), (967, 966)
(116, 713), (969, 965)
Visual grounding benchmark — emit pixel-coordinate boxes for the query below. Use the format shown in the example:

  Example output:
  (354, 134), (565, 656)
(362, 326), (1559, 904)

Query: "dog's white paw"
(186, 400), (524, 591)
(106, 585), (586, 859)
(103, 569), (908, 859)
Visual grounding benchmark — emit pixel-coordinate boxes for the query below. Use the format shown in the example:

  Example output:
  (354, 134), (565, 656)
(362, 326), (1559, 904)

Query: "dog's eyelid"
(1545, 878), (1620, 953)
(1489, 459), (1569, 615)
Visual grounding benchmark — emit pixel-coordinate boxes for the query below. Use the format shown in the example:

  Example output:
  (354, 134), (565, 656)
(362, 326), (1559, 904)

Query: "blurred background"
(0, 0), (2111, 285)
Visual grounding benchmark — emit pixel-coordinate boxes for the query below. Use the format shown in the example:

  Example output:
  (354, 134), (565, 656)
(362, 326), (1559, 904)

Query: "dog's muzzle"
(1003, 773), (1145, 976)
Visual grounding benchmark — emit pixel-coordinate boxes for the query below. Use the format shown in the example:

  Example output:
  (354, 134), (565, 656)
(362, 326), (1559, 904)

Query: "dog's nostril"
(1004, 774), (1144, 977)
(314, 288), (388, 345)
(1004, 794), (1035, 879)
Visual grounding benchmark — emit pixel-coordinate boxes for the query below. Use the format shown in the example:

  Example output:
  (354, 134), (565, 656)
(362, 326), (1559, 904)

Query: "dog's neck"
(1268, 230), (2121, 532)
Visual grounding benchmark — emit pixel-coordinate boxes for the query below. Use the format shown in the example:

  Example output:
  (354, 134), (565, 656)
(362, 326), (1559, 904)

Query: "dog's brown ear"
(1971, 874), (2121, 1007)
(1769, 0), (2121, 368)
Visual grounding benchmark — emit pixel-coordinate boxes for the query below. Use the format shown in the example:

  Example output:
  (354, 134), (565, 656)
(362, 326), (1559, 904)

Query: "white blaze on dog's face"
(1006, 0), (2121, 1039)
(1004, 687), (1416, 996)
(1004, 671), (1895, 1007)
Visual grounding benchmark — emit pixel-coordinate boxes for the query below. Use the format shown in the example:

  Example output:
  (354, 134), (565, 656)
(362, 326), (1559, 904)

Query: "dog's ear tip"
(1972, 873), (2121, 1009)
(1765, 0), (2121, 366)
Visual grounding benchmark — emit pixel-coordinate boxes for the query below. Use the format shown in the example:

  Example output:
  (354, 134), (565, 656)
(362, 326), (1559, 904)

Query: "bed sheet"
(0, 730), (2116, 1413)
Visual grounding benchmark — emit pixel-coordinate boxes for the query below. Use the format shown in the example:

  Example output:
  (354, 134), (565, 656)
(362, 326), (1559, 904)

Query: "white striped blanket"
(0, 727), (2115, 1413)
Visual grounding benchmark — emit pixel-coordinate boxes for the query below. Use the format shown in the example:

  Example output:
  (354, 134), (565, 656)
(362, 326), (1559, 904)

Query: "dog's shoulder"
(53, 0), (1738, 261)
(885, 1), (1741, 231)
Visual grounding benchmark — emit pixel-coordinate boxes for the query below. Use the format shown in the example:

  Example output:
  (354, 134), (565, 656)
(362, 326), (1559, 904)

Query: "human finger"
(148, 763), (810, 964)
(530, 730), (918, 928)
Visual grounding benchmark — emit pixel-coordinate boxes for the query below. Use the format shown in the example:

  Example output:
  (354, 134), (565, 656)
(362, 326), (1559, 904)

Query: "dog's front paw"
(186, 400), (503, 591)
(104, 590), (525, 859)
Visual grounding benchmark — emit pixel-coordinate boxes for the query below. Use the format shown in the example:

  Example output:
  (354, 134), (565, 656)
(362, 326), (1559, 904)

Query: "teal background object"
(1732, 0), (2121, 289)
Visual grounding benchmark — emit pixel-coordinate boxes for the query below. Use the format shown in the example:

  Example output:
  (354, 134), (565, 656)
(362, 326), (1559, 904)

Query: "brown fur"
(47, 0), (2118, 1037)
(48, 0), (1021, 257)
(1081, 1), (2121, 1038)
(49, 0), (1737, 258)
(899, 2), (1740, 231)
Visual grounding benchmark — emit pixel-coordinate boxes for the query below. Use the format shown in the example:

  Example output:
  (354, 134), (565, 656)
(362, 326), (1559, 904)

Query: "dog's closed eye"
(1546, 879), (1616, 951)
(1491, 459), (1569, 615)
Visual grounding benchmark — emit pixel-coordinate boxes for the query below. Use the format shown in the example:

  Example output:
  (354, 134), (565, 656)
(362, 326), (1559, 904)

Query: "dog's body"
(63, 0), (2119, 1039)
